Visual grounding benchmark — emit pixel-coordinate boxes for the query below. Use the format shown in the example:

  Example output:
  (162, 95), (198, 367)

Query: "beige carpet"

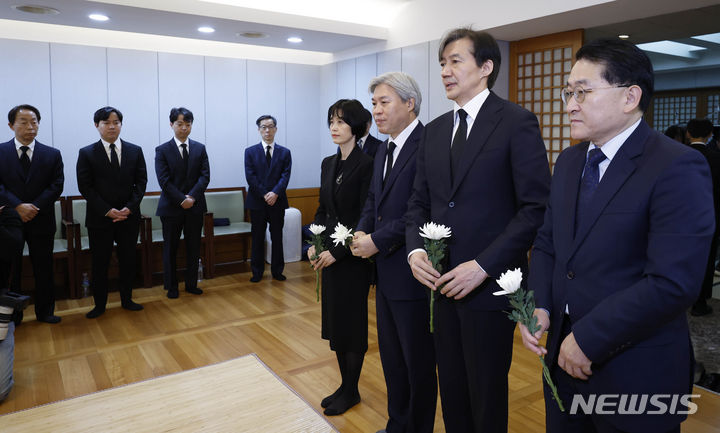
(0, 354), (337, 433)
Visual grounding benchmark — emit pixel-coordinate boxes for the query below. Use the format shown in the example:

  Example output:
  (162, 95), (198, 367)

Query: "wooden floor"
(2, 261), (719, 432)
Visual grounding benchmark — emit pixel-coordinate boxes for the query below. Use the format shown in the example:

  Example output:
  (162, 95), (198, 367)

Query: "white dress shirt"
(15, 138), (36, 161)
(262, 140), (275, 157)
(451, 88), (490, 143)
(174, 136), (190, 157)
(385, 118), (419, 178)
(101, 139), (121, 165)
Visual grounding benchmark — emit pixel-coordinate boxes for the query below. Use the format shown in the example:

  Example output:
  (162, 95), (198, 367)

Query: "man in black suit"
(155, 108), (210, 299)
(686, 118), (719, 316)
(405, 28), (551, 432)
(0, 105), (64, 324)
(244, 115), (292, 282)
(353, 72), (437, 433)
(357, 108), (382, 159)
(77, 107), (147, 318)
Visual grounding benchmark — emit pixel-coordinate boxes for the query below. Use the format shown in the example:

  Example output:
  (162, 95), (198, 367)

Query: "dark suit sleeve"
(405, 128), (431, 254)
(188, 145), (210, 199)
(0, 184), (22, 208)
(77, 148), (113, 216)
(313, 158), (330, 226)
(371, 209), (406, 256)
(574, 151), (714, 363)
(528, 181), (557, 313)
(245, 147), (265, 201)
(474, 110), (551, 276)
(355, 173), (376, 234)
(32, 149), (64, 210)
(126, 147), (147, 211)
(155, 146), (185, 205)
(271, 148), (291, 196)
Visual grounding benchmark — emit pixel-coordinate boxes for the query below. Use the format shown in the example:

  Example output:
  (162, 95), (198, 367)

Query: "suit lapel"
(569, 122), (648, 258)
(378, 123), (422, 204)
(24, 142), (42, 183)
(451, 92), (502, 196)
(427, 112), (454, 195)
(93, 140), (111, 170)
(559, 144), (588, 253)
(3, 142), (25, 181)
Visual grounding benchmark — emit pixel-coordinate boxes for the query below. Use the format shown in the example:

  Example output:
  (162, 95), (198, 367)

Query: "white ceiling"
(0, 0), (719, 66)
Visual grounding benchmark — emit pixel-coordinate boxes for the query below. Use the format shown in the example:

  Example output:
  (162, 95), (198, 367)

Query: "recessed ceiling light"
(88, 13), (109, 22)
(237, 31), (268, 39)
(198, 26), (215, 33)
(287, 36), (303, 44)
(11, 5), (60, 15)
(618, 34), (630, 39)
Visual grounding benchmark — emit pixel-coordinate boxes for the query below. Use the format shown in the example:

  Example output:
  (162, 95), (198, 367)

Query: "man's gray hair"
(368, 71), (422, 116)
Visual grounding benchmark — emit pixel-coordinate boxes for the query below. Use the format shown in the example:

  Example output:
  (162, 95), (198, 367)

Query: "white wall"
(0, 36), (512, 196)
(0, 38), (321, 196)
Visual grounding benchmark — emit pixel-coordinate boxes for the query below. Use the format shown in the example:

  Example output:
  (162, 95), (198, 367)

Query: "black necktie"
(383, 142), (397, 189)
(357, 138), (364, 150)
(109, 143), (120, 169)
(265, 146), (272, 167)
(181, 143), (189, 172)
(19, 146), (31, 176)
(575, 147), (606, 233)
(451, 109), (468, 181)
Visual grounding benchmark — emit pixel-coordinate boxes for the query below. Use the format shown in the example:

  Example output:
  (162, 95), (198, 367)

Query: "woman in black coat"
(308, 99), (373, 416)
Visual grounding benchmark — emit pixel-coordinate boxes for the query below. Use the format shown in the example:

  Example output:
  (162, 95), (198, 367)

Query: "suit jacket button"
(377, 216), (382, 221)
(449, 201), (455, 208)
(567, 271), (575, 279)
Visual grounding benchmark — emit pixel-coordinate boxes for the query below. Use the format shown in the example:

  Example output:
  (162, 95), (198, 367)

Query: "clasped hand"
(106, 207), (130, 222)
(307, 245), (336, 270)
(408, 252), (488, 299)
(350, 231), (378, 258)
(519, 308), (592, 380)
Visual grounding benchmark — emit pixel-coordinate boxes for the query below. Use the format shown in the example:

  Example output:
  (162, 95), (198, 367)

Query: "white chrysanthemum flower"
(418, 222), (452, 240)
(493, 268), (523, 296)
(308, 224), (326, 235)
(330, 223), (353, 246)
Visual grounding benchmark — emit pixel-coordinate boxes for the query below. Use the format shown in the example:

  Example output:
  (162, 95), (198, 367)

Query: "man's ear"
(623, 85), (642, 113)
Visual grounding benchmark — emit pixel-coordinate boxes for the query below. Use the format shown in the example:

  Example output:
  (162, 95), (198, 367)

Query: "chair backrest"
(54, 200), (63, 240)
(139, 195), (161, 231)
(206, 190), (245, 223)
(71, 199), (88, 237)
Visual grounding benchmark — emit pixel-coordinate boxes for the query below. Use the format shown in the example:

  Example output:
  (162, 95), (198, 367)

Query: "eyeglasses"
(259, 125), (276, 131)
(560, 85), (629, 105)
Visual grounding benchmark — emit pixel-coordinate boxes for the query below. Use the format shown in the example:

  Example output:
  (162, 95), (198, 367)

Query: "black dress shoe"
(122, 300), (144, 311)
(167, 290), (179, 299)
(323, 393), (361, 416)
(37, 315), (61, 324)
(86, 307), (106, 319)
(250, 275), (262, 283)
(186, 287), (203, 295)
(272, 274), (287, 281)
(691, 303), (713, 317)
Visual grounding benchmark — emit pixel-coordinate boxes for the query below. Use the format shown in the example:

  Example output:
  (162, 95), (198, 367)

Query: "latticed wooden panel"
(510, 30), (583, 171)
(708, 94), (719, 125)
(652, 95), (697, 133)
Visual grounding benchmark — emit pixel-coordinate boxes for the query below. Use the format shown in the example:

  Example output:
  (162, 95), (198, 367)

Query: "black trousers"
(434, 297), (515, 433)
(10, 228), (55, 319)
(87, 218), (139, 308)
(376, 289), (437, 433)
(249, 206), (284, 277)
(160, 213), (203, 291)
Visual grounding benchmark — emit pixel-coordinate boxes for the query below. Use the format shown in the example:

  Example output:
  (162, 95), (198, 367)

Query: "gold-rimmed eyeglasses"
(560, 85), (630, 105)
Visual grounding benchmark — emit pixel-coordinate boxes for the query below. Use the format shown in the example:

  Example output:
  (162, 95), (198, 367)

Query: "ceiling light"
(692, 32), (720, 45)
(11, 5), (59, 15)
(618, 34), (629, 39)
(287, 37), (302, 44)
(637, 40), (706, 59)
(198, 26), (215, 33)
(88, 13), (109, 22)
